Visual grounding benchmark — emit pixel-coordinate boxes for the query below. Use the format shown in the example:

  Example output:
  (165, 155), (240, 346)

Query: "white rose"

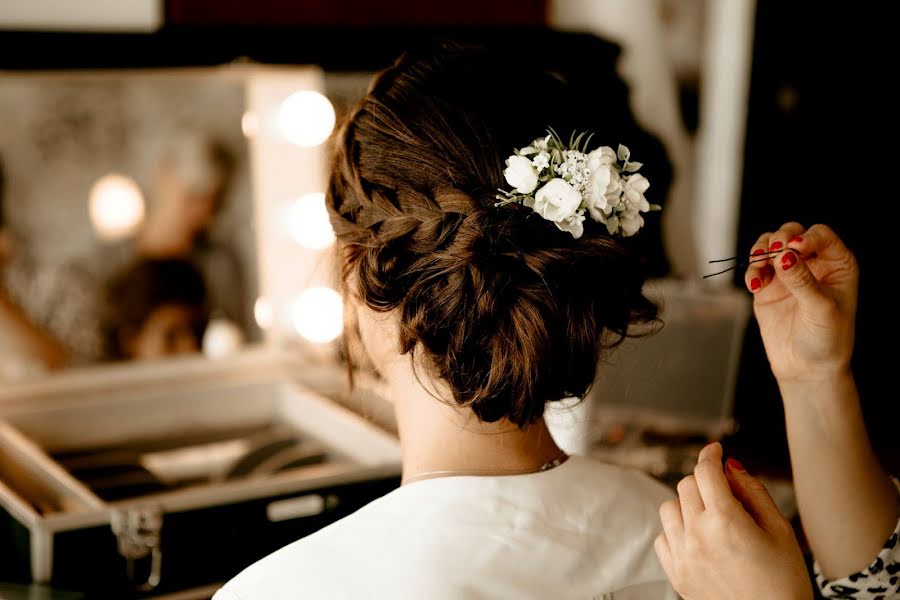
(504, 155), (539, 194)
(555, 209), (586, 239)
(603, 214), (620, 236)
(619, 212), (645, 237)
(623, 174), (651, 212)
(531, 178), (582, 223)
(584, 164), (622, 222)
(586, 146), (616, 171)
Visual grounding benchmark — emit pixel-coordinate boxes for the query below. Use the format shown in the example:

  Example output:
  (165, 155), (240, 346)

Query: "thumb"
(725, 458), (787, 532)
(773, 249), (829, 311)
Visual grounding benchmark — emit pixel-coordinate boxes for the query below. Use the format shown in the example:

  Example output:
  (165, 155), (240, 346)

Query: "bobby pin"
(703, 248), (786, 279)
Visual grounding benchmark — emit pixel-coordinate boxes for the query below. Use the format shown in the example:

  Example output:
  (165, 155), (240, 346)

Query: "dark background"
(732, 1), (899, 474)
(1, 0), (897, 475)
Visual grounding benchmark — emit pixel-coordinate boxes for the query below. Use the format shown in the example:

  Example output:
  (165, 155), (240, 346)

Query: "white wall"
(694, 0), (757, 283)
(0, 0), (162, 32)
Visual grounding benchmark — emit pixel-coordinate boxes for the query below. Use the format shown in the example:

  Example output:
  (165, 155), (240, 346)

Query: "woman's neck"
(383, 356), (565, 484)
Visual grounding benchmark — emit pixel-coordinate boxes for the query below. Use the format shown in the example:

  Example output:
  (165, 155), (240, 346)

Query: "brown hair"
(103, 258), (209, 360)
(327, 43), (664, 427)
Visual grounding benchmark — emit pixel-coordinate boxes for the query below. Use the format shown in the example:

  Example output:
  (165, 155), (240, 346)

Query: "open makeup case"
(0, 350), (402, 598)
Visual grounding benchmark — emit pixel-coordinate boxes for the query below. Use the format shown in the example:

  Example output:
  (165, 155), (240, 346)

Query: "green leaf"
(582, 132), (595, 153)
(546, 127), (564, 148)
(572, 131), (586, 151)
(624, 161), (643, 172)
(649, 204), (662, 211)
(617, 144), (630, 161)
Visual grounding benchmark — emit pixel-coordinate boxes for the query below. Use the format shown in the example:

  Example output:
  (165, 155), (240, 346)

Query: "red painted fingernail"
(789, 236), (803, 244)
(769, 241), (783, 252)
(726, 458), (746, 473)
(752, 248), (765, 256)
(705, 441), (717, 448)
(781, 251), (797, 270)
(750, 277), (761, 291)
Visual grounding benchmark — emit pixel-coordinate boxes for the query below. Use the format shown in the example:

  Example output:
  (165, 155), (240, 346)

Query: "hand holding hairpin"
(732, 223), (858, 385)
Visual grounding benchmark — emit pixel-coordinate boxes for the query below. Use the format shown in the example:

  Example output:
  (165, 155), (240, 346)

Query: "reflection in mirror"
(0, 70), (259, 380)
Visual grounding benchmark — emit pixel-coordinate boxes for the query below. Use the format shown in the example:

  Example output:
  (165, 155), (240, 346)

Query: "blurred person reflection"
(136, 128), (246, 329)
(0, 129), (247, 371)
(102, 259), (209, 361)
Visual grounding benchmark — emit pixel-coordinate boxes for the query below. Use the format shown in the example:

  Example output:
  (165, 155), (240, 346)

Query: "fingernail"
(726, 458), (746, 473)
(705, 441), (718, 448)
(750, 277), (761, 291)
(752, 248), (765, 256)
(781, 251), (797, 270)
(769, 241), (783, 252)
(789, 235), (803, 244)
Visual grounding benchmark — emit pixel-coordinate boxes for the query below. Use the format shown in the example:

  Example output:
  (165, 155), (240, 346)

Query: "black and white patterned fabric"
(815, 479), (900, 599)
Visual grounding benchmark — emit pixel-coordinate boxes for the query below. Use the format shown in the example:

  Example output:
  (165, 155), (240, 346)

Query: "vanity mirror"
(0, 67), (258, 378)
(0, 65), (359, 386)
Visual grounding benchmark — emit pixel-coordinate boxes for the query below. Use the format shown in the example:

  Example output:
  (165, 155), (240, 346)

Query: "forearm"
(780, 371), (900, 579)
(0, 291), (68, 371)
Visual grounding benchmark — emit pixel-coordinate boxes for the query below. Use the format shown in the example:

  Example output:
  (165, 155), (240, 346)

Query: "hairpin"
(702, 248), (786, 279)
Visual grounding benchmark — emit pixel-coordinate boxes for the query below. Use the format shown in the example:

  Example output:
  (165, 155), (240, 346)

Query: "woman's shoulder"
(562, 454), (675, 505)
(215, 489), (415, 599)
(217, 460), (675, 599)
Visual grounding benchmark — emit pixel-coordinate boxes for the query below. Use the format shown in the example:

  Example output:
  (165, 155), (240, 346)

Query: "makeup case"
(0, 351), (401, 599)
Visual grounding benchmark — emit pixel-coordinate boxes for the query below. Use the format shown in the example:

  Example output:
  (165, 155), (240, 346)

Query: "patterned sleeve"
(2, 254), (105, 363)
(815, 479), (900, 599)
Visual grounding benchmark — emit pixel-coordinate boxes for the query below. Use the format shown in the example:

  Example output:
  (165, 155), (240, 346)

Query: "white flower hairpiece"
(495, 129), (661, 239)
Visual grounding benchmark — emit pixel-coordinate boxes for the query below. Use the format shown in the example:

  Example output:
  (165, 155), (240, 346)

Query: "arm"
(0, 232), (68, 371)
(746, 223), (900, 579)
(781, 374), (899, 578)
(0, 288), (68, 371)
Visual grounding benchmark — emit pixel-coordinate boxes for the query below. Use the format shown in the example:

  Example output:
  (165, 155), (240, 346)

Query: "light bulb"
(202, 318), (245, 358)
(291, 287), (343, 344)
(287, 192), (335, 250)
(254, 297), (274, 330)
(278, 91), (335, 147)
(88, 174), (146, 242)
(241, 111), (261, 139)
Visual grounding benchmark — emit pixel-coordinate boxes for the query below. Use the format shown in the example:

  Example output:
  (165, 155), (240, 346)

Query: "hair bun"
(327, 43), (664, 427)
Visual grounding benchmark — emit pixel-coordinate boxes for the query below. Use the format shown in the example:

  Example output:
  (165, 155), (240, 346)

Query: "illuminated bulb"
(254, 297), (274, 330)
(88, 174), (146, 242)
(202, 318), (245, 358)
(291, 287), (343, 344)
(278, 91), (335, 147)
(241, 111), (260, 139)
(287, 192), (335, 249)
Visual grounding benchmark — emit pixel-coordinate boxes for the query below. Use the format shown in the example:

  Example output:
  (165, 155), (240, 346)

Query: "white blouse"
(214, 456), (678, 600)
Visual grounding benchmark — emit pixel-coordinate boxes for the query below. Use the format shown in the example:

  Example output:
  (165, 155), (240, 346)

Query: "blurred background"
(0, 1), (896, 598)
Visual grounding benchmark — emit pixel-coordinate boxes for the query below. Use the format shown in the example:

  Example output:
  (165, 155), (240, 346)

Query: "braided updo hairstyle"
(327, 43), (665, 428)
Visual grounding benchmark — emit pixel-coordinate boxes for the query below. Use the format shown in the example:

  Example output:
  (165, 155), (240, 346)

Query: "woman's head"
(327, 43), (665, 428)
(103, 258), (209, 360)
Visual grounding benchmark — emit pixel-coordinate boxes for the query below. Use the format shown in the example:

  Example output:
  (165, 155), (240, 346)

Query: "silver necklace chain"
(402, 453), (569, 485)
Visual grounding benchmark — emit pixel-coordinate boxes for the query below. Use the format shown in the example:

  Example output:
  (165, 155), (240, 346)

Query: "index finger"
(693, 442), (738, 512)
